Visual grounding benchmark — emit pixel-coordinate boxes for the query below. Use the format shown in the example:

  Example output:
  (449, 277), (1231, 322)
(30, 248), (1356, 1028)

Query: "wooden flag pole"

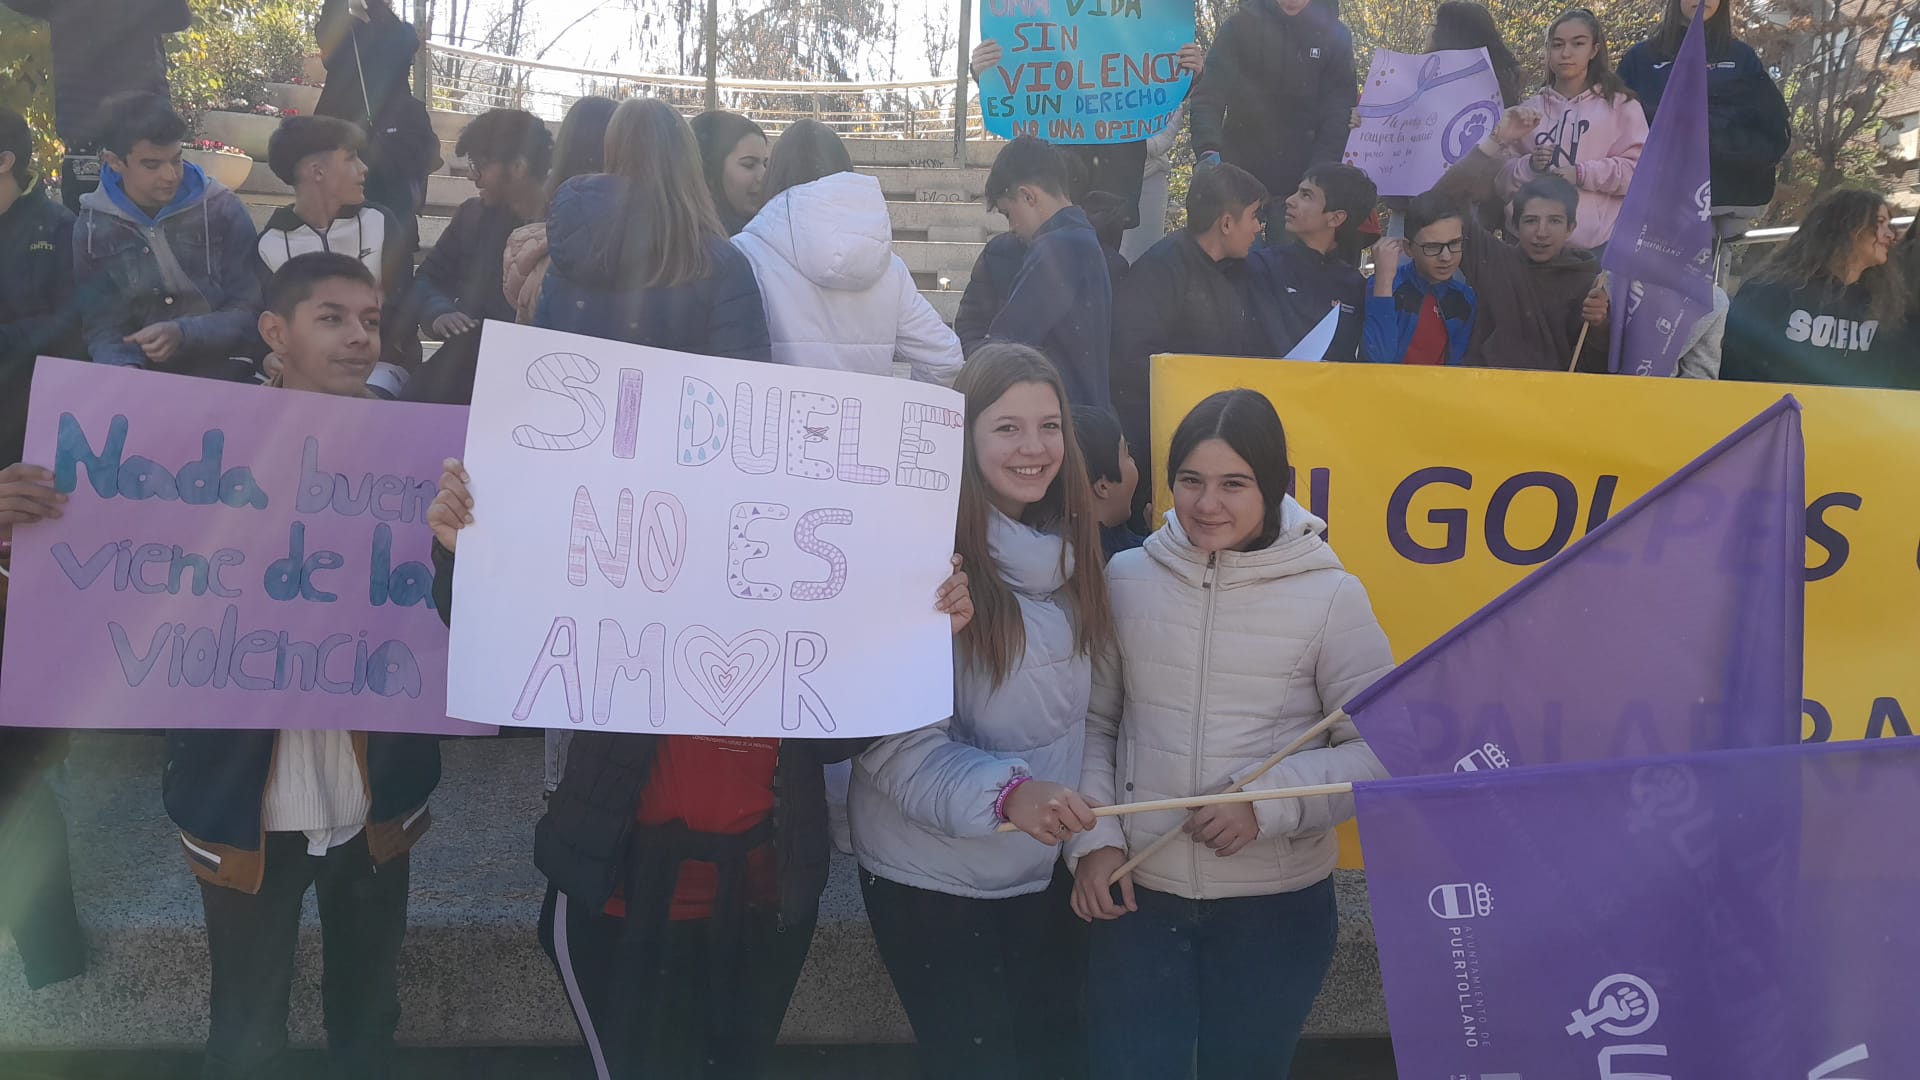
(994, 781), (1357, 833)
(1101, 708), (1346, 881)
(1569, 270), (1610, 373)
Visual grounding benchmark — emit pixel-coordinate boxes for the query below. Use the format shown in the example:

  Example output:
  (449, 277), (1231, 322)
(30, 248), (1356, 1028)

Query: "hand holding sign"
(0, 464), (65, 538)
(427, 458), (473, 552)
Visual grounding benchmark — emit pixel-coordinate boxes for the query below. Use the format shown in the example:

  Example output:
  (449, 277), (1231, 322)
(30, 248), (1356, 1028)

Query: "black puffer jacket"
(1189, 0), (1358, 201)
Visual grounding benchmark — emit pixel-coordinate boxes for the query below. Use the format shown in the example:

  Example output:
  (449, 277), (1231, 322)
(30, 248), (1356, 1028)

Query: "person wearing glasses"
(1363, 192), (1476, 365)
(1110, 163), (1273, 509)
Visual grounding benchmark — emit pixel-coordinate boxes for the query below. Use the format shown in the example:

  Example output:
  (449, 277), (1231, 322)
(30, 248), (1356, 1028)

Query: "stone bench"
(0, 734), (1387, 1048)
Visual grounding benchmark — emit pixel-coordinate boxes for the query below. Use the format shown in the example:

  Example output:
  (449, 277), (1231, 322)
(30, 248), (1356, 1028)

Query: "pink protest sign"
(0, 360), (489, 734)
(1343, 48), (1504, 198)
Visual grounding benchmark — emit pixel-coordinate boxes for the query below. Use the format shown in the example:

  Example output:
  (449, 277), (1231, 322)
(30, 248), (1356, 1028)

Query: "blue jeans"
(1087, 877), (1337, 1079)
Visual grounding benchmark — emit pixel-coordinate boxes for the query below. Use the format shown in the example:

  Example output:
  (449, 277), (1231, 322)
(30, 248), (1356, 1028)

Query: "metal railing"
(424, 42), (986, 141)
(1715, 215), (1914, 290)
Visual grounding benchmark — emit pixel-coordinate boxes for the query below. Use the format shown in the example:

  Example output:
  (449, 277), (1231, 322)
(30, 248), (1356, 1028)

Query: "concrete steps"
(0, 733), (1389, 1050)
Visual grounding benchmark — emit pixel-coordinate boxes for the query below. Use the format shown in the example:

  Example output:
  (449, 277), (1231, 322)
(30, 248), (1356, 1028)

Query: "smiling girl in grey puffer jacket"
(849, 344), (1114, 1080)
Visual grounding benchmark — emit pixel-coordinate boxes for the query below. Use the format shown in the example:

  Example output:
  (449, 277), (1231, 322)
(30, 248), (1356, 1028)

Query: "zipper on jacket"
(1189, 551), (1219, 893)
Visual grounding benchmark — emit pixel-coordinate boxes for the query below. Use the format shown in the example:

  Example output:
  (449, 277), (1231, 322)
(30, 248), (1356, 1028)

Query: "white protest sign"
(1343, 48), (1503, 198)
(1283, 306), (1341, 362)
(447, 322), (964, 738)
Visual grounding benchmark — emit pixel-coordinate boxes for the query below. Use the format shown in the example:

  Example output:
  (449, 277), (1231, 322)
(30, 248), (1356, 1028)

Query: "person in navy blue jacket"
(1246, 162), (1377, 363)
(1364, 191), (1476, 364)
(534, 97), (771, 362)
(1618, 0), (1791, 239)
(972, 136), (1113, 407)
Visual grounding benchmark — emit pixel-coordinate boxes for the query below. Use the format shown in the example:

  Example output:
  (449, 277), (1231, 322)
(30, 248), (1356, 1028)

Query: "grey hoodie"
(72, 163), (263, 378)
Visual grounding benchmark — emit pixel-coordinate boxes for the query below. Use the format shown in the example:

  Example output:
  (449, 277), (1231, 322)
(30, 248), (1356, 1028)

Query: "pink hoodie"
(1498, 85), (1649, 251)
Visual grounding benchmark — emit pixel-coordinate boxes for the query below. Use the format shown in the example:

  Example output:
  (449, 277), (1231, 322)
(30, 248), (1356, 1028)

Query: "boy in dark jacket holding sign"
(160, 254), (441, 1080)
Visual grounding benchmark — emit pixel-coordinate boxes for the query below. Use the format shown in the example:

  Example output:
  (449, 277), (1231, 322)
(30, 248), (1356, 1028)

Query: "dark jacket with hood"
(0, 0), (190, 147)
(72, 160), (264, 379)
(1190, 0), (1358, 201)
(428, 541), (861, 927)
(1618, 38), (1791, 210)
(1245, 238), (1367, 362)
(533, 174), (772, 361)
(0, 179), (79, 461)
(978, 205), (1113, 408)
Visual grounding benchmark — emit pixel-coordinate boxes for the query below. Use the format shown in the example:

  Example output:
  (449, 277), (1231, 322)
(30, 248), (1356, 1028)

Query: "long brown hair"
(1751, 188), (1907, 325)
(953, 344), (1114, 688)
(1543, 9), (1635, 104)
(595, 97), (724, 288)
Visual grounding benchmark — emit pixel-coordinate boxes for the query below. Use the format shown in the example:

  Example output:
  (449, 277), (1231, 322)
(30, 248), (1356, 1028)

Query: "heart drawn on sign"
(673, 627), (781, 726)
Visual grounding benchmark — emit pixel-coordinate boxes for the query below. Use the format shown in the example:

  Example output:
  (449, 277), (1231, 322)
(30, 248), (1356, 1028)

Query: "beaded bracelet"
(993, 775), (1031, 823)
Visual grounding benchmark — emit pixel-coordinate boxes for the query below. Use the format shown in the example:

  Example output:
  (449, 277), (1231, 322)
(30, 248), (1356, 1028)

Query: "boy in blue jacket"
(976, 136), (1114, 407)
(71, 92), (263, 382)
(164, 253), (441, 1079)
(1364, 190), (1476, 365)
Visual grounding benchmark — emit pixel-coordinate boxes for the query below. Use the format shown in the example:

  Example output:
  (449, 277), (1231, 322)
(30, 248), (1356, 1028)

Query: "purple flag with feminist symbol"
(1345, 396), (1805, 777)
(1603, 0), (1716, 376)
(1357, 738), (1920, 1078)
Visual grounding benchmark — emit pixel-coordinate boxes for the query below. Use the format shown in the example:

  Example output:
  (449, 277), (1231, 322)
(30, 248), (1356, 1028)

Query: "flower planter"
(267, 82), (323, 115)
(302, 53), (328, 85)
(183, 148), (254, 190)
(197, 111), (279, 160)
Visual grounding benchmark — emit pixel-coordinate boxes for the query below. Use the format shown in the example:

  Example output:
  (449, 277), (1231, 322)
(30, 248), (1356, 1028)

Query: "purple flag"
(1357, 738), (1920, 1078)
(1603, 0), (1717, 377)
(1346, 397), (1804, 776)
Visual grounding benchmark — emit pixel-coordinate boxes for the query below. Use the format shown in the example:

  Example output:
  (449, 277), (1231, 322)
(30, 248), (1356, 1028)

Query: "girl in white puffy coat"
(849, 343), (1114, 1080)
(732, 119), (962, 385)
(1068, 388), (1394, 1079)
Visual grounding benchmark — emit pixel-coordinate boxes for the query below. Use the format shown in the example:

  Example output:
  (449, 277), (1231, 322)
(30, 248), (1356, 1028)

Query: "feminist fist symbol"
(1442, 100), (1501, 164)
(1566, 974), (1660, 1040)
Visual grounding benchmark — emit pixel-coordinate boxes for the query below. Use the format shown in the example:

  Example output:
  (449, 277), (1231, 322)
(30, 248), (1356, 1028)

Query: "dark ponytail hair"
(1167, 390), (1291, 548)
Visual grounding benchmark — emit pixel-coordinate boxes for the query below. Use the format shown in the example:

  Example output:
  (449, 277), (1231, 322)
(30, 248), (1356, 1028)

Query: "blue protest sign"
(977, 0), (1194, 145)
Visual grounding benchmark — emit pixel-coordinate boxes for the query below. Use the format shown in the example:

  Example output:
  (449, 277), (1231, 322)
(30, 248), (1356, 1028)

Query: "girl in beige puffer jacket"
(1067, 388), (1393, 1080)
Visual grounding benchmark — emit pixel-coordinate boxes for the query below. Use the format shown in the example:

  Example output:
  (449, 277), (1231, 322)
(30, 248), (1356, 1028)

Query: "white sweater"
(1068, 499), (1393, 899)
(733, 172), (962, 385)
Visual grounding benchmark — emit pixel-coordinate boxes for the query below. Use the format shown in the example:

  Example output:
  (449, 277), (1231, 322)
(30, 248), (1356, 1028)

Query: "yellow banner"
(1151, 360), (1920, 863)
